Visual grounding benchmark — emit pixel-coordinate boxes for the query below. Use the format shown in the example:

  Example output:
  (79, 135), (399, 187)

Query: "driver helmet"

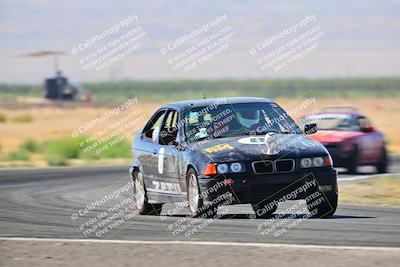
(237, 110), (261, 128)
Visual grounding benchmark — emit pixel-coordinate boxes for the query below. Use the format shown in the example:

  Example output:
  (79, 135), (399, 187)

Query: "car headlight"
(313, 157), (324, 167)
(216, 162), (245, 173)
(301, 156), (332, 168)
(217, 164), (229, 173)
(300, 158), (313, 168)
(230, 162), (243, 173)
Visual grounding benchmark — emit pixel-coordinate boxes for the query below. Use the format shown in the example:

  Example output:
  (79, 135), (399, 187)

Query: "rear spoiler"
(319, 106), (359, 113)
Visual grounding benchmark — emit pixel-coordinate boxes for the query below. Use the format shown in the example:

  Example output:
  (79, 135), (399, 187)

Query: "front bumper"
(198, 167), (337, 204)
(321, 142), (352, 167)
(326, 148), (352, 167)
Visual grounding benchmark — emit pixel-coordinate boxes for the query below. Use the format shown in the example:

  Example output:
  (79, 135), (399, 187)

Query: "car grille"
(252, 161), (273, 173)
(275, 159), (295, 173)
(252, 159), (295, 174)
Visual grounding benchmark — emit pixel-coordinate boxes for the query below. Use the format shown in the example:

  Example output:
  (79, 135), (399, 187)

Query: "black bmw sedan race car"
(130, 97), (338, 219)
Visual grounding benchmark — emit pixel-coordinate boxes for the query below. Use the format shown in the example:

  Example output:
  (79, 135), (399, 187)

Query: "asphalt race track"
(0, 159), (399, 248)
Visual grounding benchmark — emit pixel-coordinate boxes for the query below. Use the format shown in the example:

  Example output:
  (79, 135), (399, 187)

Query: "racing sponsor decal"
(204, 143), (234, 153)
(237, 137), (265, 144)
(148, 181), (182, 195)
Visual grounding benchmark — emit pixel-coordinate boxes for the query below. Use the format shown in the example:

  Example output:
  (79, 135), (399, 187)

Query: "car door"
(152, 109), (183, 200)
(138, 109), (167, 181)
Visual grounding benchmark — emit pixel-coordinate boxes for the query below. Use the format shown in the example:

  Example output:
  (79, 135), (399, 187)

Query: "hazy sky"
(0, 0), (399, 83)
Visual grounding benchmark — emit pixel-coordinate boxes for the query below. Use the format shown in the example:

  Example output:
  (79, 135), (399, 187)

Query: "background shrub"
(8, 149), (30, 161)
(11, 114), (33, 123)
(0, 113), (6, 123)
(44, 137), (82, 159)
(46, 154), (68, 166)
(19, 139), (40, 153)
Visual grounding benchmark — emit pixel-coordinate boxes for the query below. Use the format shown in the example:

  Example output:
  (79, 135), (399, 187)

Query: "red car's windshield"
(306, 113), (361, 131)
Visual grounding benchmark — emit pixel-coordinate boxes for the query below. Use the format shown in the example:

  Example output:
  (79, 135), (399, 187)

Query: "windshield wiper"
(242, 130), (292, 136)
(191, 135), (209, 142)
(276, 131), (292, 134)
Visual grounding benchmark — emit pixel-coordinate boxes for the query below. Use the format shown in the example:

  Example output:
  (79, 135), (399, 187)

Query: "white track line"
(0, 237), (399, 251)
(338, 173), (397, 182)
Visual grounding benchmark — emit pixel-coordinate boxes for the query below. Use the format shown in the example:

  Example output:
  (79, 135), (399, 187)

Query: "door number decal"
(158, 147), (165, 174)
(150, 181), (182, 194)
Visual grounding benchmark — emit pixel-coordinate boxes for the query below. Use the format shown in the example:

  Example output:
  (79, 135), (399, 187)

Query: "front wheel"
(306, 189), (337, 218)
(186, 168), (217, 218)
(347, 146), (359, 174)
(132, 170), (163, 215)
(376, 147), (388, 173)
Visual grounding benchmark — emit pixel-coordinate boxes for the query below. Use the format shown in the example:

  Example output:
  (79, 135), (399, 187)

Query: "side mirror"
(361, 125), (374, 133)
(304, 123), (317, 135)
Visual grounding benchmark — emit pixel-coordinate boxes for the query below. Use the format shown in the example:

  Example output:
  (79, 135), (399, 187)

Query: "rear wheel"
(251, 201), (278, 218)
(186, 168), (217, 218)
(132, 170), (163, 215)
(376, 147), (388, 173)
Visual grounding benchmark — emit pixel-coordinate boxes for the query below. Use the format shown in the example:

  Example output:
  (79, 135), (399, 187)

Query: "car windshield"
(305, 113), (360, 131)
(184, 102), (301, 142)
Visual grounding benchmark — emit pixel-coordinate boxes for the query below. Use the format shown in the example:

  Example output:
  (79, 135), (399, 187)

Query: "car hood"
(309, 130), (362, 143)
(191, 134), (327, 162)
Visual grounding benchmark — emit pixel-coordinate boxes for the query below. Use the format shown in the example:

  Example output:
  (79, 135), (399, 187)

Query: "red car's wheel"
(376, 147), (388, 173)
(347, 146), (359, 174)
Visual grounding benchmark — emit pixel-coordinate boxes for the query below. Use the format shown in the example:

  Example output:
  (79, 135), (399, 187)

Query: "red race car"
(303, 106), (388, 174)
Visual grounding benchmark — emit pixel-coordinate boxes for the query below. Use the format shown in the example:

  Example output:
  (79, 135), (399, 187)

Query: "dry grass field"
(0, 98), (399, 166)
(0, 101), (159, 154)
(339, 175), (400, 206)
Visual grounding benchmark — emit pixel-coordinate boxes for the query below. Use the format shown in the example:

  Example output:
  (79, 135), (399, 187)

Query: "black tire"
(306, 189), (337, 218)
(347, 146), (359, 174)
(132, 170), (163, 216)
(186, 168), (218, 218)
(251, 201), (278, 218)
(376, 147), (388, 173)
